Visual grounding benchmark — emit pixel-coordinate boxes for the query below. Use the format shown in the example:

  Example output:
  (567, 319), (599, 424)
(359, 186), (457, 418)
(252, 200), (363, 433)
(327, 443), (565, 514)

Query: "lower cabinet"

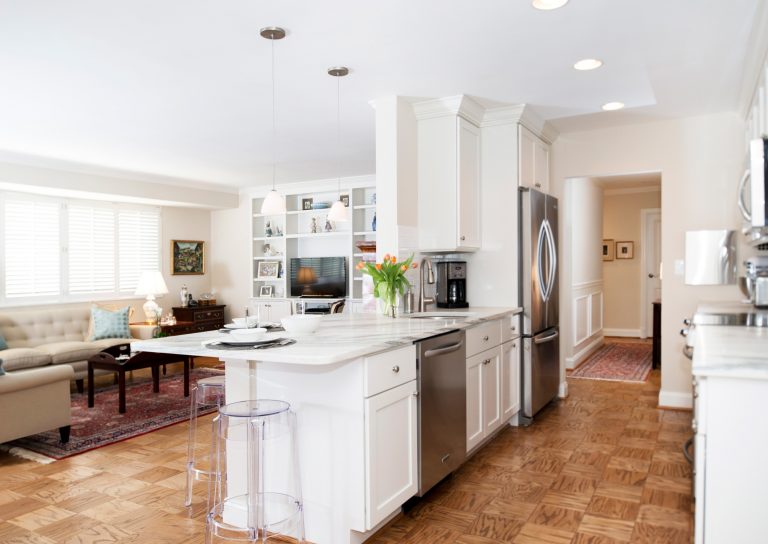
(364, 379), (418, 529)
(253, 300), (292, 323)
(466, 338), (520, 453)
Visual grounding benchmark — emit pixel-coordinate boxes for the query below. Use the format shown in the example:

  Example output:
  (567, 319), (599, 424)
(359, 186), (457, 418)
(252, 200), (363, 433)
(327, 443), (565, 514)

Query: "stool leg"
(184, 384), (199, 507)
(246, 418), (265, 540)
(205, 415), (220, 544)
(290, 411), (306, 543)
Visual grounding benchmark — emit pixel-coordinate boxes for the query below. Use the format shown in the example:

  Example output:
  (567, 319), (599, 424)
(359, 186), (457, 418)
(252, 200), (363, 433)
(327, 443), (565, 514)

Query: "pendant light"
(327, 66), (349, 222)
(260, 26), (287, 215)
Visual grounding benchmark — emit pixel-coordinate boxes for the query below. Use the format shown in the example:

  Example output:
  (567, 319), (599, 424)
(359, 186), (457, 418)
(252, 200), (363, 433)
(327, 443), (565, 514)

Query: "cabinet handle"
(692, 419), (698, 433)
(483, 358), (491, 365)
(535, 183), (541, 188)
(392, 365), (400, 373)
(512, 343), (516, 348)
(483, 335), (489, 341)
(412, 391), (419, 397)
(460, 235), (466, 241)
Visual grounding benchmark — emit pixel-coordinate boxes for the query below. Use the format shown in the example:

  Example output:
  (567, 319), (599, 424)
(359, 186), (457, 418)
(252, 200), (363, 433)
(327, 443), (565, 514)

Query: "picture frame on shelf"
(302, 197), (313, 211)
(616, 241), (634, 259)
(259, 285), (274, 297)
(602, 239), (615, 262)
(171, 240), (205, 275)
(340, 194), (349, 207)
(257, 260), (281, 280)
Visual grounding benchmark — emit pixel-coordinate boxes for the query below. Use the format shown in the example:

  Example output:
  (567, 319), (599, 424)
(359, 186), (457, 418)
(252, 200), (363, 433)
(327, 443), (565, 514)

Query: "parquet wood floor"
(0, 351), (693, 544)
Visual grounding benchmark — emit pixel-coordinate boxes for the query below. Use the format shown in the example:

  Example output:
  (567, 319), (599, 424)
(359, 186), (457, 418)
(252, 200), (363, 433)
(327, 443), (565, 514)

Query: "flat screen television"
(289, 257), (347, 298)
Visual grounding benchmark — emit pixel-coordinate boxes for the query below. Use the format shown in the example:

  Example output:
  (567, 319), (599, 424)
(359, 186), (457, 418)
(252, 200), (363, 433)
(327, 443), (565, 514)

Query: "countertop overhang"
(132, 306), (521, 366)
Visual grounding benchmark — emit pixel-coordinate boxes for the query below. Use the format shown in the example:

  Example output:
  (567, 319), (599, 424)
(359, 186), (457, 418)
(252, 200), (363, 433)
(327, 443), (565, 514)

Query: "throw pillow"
(0, 332), (6, 351)
(0, 359), (5, 376)
(90, 305), (131, 341)
(87, 304), (135, 341)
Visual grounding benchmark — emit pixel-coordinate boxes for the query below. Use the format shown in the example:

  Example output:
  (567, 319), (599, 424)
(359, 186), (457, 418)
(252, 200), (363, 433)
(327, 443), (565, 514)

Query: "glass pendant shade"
(261, 189), (286, 215)
(327, 199), (348, 222)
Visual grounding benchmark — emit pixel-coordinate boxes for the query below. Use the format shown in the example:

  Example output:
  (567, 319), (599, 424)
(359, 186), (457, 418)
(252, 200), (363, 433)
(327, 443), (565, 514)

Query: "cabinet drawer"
(501, 313), (520, 343)
(466, 320), (502, 357)
(193, 310), (224, 322)
(364, 345), (416, 398)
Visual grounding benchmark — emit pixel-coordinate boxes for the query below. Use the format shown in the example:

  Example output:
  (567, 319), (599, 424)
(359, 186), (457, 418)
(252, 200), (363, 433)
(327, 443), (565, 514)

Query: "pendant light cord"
(271, 37), (277, 191)
(336, 74), (341, 198)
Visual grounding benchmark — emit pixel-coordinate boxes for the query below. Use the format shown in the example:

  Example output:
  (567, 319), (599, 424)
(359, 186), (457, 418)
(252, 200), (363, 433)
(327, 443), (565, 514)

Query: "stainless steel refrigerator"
(519, 187), (560, 424)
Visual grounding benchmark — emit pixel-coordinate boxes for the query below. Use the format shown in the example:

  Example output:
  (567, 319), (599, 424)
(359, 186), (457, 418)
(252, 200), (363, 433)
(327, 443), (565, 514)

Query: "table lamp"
(134, 270), (169, 325)
(296, 266), (317, 296)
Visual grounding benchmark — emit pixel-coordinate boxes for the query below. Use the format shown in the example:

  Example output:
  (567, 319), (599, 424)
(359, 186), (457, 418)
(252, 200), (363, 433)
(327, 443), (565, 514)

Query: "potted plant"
(356, 254), (418, 317)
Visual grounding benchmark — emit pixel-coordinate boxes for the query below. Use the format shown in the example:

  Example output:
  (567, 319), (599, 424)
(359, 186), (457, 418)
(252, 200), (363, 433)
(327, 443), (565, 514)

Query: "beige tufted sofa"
(0, 306), (141, 391)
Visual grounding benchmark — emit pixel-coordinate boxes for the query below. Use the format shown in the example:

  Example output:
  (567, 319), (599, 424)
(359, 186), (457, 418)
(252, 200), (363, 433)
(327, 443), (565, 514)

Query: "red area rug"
(7, 367), (223, 460)
(569, 341), (652, 383)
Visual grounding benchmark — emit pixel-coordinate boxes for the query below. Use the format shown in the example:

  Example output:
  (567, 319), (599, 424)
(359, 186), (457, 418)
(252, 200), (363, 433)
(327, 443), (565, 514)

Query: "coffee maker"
(435, 261), (469, 308)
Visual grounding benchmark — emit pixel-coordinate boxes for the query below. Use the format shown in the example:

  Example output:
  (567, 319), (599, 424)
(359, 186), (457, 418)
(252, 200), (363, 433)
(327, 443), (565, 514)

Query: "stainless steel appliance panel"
(417, 330), (466, 496)
(545, 195), (559, 329)
(520, 188), (547, 335)
(684, 230), (737, 285)
(522, 327), (560, 419)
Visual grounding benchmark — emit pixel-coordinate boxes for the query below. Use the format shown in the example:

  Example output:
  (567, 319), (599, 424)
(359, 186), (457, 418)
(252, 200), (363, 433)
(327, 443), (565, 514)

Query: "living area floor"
(0, 362), (693, 544)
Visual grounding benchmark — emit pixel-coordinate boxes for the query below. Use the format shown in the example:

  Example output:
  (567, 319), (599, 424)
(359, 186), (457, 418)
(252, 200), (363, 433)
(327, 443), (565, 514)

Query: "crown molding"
(412, 95), (486, 126)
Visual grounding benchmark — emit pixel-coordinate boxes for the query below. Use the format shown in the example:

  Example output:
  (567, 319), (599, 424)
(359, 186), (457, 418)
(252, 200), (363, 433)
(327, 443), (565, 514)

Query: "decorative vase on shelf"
(180, 285), (188, 307)
(356, 253), (417, 318)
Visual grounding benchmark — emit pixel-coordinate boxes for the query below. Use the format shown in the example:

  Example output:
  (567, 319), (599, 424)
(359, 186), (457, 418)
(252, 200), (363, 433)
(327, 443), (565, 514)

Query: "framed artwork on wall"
(616, 241), (635, 259)
(602, 239), (615, 261)
(171, 240), (205, 275)
(257, 260), (281, 280)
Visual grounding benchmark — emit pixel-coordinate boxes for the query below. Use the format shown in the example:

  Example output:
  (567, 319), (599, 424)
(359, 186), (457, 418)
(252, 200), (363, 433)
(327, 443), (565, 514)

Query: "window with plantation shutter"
(3, 197), (61, 298)
(68, 204), (116, 294)
(118, 208), (161, 292)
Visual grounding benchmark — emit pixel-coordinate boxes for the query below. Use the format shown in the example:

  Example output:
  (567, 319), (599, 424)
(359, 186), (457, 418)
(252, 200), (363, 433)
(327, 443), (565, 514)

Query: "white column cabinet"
(500, 339), (521, 420)
(364, 379), (418, 529)
(518, 124), (550, 193)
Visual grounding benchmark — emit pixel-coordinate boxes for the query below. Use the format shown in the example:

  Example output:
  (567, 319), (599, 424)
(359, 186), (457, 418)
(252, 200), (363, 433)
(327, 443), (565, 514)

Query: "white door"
(642, 209), (662, 337)
(500, 340), (520, 420)
(457, 118), (481, 248)
(364, 380), (418, 529)
(481, 348), (502, 435)
(466, 354), (484, 452)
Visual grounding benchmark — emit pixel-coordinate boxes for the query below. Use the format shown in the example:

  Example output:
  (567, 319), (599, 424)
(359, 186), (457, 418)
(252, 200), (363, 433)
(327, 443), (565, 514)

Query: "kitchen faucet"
(418, 257), (435, 312)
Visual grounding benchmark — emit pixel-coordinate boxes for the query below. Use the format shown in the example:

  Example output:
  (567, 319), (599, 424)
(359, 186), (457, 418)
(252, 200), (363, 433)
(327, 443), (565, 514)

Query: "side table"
(652, 300), (661, 369)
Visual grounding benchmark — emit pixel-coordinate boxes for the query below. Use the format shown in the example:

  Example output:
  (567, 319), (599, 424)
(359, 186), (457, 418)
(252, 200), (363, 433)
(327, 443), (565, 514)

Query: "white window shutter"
(68, 204), (116, 294)
(3, 198), (61, 298)
(118, 208), (161, 291)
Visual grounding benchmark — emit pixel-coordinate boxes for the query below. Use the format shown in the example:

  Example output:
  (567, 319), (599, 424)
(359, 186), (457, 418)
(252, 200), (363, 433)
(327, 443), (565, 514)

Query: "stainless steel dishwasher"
(416, 329), (466, 496)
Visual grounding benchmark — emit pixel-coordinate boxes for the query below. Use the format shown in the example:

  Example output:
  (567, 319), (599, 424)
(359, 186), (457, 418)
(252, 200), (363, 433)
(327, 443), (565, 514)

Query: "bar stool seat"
(206, 399), (304, 543)
(185, 375), (226, 507)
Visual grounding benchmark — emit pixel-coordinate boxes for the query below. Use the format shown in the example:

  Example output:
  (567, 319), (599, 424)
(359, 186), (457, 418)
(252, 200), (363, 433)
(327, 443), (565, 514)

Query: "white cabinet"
(364, 379), (418, 529)
(466, 351), (485, 452)
(500, 339), (520, 420)
(481, 348), (502, 434)
(518, 124), (550, 193)
(417, 115), (481, 252)
(252, 300), (292, 323)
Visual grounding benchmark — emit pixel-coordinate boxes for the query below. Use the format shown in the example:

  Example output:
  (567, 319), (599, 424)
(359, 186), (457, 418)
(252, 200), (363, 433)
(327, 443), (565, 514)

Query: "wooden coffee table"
(87, 345), (191, 414)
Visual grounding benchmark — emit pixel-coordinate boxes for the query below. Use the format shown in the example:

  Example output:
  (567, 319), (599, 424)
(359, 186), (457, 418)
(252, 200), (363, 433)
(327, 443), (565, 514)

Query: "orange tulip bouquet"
(356, 253), (418, 317)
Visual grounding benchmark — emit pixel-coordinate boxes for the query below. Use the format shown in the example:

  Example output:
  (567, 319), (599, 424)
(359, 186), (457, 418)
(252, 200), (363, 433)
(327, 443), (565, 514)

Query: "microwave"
(740, 137), (767, 228)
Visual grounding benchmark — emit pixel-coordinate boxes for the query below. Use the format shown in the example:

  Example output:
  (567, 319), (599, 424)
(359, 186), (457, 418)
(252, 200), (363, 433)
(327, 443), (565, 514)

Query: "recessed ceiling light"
(574, 59), (603, 71)
(532, 0), (569, 10)
(602, 102), (625, 111)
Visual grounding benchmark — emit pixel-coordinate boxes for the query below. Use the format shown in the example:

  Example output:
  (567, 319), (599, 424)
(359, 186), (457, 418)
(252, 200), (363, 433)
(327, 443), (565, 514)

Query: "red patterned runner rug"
(569, 341), (652, 383)
(7, 367), (223, 460)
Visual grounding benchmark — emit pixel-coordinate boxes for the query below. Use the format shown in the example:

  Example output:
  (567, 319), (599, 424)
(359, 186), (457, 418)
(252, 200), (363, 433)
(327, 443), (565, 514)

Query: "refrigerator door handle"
(536, 221), (549, 301)
(544, 219), (557, 300)
(534, 329), (559, 344)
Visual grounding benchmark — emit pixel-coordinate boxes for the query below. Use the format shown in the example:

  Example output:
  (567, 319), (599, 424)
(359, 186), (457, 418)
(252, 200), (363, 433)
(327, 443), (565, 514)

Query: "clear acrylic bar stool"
(185, 375), (226, 507)
(206, 400), (304, 543)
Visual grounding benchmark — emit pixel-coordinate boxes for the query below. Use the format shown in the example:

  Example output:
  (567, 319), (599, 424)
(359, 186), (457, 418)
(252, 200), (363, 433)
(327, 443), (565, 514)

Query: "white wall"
(562, 177), (604, 371)
(161, 207), (212, 308)
(551, 112), (746, 407)
(210, 195), (252, 320)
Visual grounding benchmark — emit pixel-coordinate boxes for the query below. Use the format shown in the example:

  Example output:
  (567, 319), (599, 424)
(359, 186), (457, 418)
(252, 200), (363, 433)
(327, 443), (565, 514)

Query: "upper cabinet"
(518, 124), (550, 193)
(416, 99), (482, 252)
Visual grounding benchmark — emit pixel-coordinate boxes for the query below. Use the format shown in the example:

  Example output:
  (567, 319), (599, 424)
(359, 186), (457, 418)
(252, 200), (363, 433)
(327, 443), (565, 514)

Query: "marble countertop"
(132, 306), (521, 366)
(692, 302), (768, 380)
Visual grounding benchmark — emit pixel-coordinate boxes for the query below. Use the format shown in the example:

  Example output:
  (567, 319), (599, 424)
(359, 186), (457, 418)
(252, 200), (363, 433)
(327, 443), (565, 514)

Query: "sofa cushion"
(1, 348), (52, 371)
(90, 306), (130, 341)
(36, 342), (102, 365)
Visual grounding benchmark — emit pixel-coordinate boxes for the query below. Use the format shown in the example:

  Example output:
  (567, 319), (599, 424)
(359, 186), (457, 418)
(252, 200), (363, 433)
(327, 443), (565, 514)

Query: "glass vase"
(379, 283), (400, 318)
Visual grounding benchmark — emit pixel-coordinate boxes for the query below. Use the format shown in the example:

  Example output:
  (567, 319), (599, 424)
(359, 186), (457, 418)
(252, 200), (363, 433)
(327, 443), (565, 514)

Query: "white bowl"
(232, 317), (258, 327)
(229, 327), (267, 340)
(281, 315), (322, 334)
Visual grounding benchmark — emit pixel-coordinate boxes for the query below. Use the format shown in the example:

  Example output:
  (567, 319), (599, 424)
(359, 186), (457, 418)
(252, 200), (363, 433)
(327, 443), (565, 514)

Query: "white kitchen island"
(132, 307), (520, 544)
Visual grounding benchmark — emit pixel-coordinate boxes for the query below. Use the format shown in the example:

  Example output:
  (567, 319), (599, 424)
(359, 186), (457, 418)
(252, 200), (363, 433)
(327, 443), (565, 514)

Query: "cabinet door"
(466, 353), (484, 453)
(518, 125), (536, 189)
(481, 349), (502, 434)
(533, 138), (550, 192)
(500, 340), (520, 420)
(364, 380), (418, 529)
(457, 118), (481, 249)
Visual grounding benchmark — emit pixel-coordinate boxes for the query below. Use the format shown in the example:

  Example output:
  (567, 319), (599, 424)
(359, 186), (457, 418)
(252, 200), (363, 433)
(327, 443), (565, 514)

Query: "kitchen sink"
(407, 312), (477, 319)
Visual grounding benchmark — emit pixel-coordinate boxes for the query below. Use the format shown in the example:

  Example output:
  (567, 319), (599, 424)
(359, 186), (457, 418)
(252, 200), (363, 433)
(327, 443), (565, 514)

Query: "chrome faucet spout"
(419, 258), (435, 313)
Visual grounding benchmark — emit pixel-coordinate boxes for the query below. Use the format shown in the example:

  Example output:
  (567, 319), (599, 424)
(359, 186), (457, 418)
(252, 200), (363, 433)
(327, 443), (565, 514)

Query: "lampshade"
(327, 200), (348, 222)
(134, 270), (169, 296)
(296, 266), (317, 284)
(261, 189), (286, 215)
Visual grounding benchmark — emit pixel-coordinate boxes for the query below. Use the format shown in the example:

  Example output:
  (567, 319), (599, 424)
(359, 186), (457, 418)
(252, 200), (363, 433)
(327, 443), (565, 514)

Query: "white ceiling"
(0, 0), (760, 188)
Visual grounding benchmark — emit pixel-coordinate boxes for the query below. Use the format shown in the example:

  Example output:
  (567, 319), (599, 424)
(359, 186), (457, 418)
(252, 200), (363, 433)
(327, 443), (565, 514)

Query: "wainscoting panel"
(567, 280), (604, 370)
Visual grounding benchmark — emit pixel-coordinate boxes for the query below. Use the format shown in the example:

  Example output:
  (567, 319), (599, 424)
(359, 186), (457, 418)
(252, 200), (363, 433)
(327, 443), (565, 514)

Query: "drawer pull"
(412, 391), (419, 397)
(460, 235), (466, 241)
(392, 365), (400, 373)
(483, 335), (489, 341)
(483, 358), (491, 365)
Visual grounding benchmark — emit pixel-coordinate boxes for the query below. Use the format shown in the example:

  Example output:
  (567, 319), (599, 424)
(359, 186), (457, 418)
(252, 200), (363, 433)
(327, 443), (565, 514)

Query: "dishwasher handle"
(423, 340), (464, 358)
(534, 330), (559, 344)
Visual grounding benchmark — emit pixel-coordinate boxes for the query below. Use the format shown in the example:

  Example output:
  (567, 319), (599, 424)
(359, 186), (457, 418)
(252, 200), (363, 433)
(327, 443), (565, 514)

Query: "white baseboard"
(558, 380), (569, 398)
(658, 389), (693, 410)
(603, 328), (641, 338)
(565, 335), (603, 369)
